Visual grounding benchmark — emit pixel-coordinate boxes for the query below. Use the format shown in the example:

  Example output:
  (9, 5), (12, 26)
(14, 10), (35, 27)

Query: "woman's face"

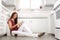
(13, 14), (18, 19)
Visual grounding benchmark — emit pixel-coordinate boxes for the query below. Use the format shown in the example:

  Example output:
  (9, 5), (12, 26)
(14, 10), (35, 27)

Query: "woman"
(8, 12), (45, 37)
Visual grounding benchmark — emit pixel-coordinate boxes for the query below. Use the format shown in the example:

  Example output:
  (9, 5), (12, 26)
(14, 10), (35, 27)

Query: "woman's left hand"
(17, 22), (24, 27)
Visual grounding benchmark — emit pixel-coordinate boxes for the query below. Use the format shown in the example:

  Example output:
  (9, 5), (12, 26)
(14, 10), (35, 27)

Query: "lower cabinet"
(18, 19), (49, 32)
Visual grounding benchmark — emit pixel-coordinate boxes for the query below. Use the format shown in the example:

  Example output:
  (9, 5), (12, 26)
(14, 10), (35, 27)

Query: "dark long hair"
(8, 12), (18, 24)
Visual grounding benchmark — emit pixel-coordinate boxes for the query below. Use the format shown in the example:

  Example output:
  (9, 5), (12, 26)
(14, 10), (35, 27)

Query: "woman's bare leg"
(18, 23), (32, 33)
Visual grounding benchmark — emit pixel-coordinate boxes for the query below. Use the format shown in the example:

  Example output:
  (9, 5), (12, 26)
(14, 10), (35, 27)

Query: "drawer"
(18, 12), (50, 17)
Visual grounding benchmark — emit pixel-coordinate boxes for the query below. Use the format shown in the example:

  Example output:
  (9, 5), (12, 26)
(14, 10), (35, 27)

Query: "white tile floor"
(0, 34), (57, 40)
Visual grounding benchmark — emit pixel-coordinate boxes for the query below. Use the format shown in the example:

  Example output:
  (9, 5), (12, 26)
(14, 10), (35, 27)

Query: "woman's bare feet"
(38, 32), (45, 37)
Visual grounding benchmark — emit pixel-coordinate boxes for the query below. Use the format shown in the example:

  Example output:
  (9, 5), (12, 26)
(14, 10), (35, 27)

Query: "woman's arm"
(8, 21), (17, 30)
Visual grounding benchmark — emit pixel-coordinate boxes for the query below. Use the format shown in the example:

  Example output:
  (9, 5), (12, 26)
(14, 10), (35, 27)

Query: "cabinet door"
(0, 14), (6, 35)
(31, 0), (42, 9)
(17, 0), (30, 9)
(46, 0), (57, 5)
(18, 19), (48, 32)
(3, 0), (16, 5)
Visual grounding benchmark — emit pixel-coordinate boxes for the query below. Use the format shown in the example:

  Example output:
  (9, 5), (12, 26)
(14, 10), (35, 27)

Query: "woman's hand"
(17, 22), (24, 27)
(16, 23), (20, 27)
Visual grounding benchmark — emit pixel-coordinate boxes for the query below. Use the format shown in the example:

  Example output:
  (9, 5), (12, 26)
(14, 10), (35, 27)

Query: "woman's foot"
(3, 34), (7, 36)
(14, 34), (18, 38)
(38, 32), (45, 37)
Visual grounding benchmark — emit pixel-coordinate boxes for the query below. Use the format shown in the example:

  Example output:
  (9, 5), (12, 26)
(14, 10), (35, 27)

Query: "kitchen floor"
(0, 34), (57, 40)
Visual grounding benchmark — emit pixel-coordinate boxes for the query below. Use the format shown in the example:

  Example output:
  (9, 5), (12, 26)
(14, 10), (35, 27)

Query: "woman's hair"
(8, 12), (18, 24)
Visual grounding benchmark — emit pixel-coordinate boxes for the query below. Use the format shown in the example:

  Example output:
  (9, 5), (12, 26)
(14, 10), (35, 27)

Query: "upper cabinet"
(53, 0), (60, 10)
(16, 0), (30, 9)
(2, 0), (16, 5)
(1, 0), (45, 9)
(1, 0), (58, 10)
(45, 0), (57, 5)
(16, 0), (44, 9)
(31, 0), (43, 9)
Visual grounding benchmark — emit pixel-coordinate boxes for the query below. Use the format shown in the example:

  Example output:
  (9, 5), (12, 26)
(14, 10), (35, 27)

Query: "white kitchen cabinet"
(16, 0), (30, 9)
(16, 0), (44, 9)
(31, 0), (42, 9)
(18, 11), (50, 33)
(0, 6), (10, 36)
(45, 0), (57, 5)
(0, 12), (6, 36)
(2, 0), (16, 5)
(18, 19), (48, 32)
(53, 0), (60, 39)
